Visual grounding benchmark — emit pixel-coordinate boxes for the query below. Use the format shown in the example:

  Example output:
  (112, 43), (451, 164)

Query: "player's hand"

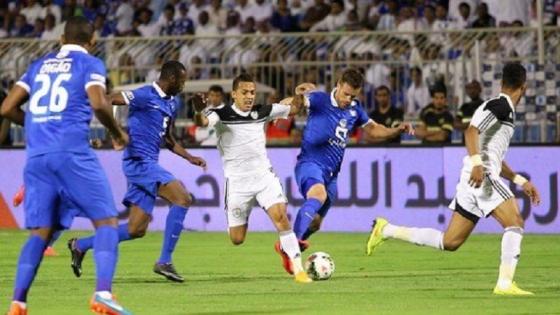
(90, 138), (103, 149)
(397, 122), (414, 135)
(522, 181), (541, 205)
(469, 165), (484, 188)
(191, 93), (207, 112)
(112, 129), (129, 151)
(188, 155), (207, 171)
(295, 83), (316, 95)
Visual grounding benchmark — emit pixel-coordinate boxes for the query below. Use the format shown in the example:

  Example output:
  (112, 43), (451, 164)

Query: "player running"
(1, 16), (131, 315)
(288, 69), (413, 263)
(366, 63), (539, 296)
(193, 73), (312, 283)
(69, 61), (206, 283)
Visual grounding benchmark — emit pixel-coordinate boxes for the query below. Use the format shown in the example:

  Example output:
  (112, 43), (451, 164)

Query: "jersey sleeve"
(204, 108), (220, 129)
(121, 88), (149, 109)
(15, 68), (32, 94)
(356, 104), (371, 127)
(269, 103), (290, 119)
(84, 58), (107, 91)
(304, 91), (322, 112)
(470, 106), (497, 133)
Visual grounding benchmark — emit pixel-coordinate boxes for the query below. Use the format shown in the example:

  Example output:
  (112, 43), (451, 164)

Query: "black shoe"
(153, 263), (185, 283)
(68, 238), (86, 278)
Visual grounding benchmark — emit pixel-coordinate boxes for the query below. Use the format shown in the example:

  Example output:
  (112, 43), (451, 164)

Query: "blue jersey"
(297, 90), (370, 174)
(17, 44), (107, 157)
(122, 82), (178, 161)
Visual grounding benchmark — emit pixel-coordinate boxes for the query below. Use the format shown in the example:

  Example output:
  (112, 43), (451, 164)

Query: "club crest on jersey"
(350, 109), (357, 117)
(250, 111), (258, 119)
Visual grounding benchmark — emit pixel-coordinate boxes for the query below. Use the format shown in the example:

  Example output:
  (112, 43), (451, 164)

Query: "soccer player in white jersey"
(366, 63), (541, 295)
(193, 73), (312, 283)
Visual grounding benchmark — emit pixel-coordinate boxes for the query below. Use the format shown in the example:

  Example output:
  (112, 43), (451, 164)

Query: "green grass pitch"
(1, 231), (559, 314)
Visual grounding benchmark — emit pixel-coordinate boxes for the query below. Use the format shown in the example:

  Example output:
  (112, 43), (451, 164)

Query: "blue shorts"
(24, 151), (117, 229)
(295, 161), (337, 217)
(122, 159), (176, 214)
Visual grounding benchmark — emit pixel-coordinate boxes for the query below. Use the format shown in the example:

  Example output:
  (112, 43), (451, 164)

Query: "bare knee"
(175, 193), (193, 208)
(306, 184), (328, 205)
(442, 237), (464, 252)
(128, 225), (147, 238)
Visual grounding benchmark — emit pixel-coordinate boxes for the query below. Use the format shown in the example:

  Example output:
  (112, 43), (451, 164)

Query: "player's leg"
(43, 230), (61, 257)
(57, 151), (131, 313)
(224, 177), (253, 245)
(293, 162), (329, 242)
(367, 204), (477, 255)
(491, 198), (532, 295)
(153, 180), (194, 282)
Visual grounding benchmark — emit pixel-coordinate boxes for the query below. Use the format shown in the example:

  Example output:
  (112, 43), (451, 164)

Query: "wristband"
(513, 174), (528, 186)
(469, 154), (483, 166)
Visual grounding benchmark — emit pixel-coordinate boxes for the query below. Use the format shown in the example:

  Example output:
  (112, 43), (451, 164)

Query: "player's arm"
(109, 92), (128, 106)
(88, 85), (129, 150)
(362, 120), (414, 141)
(501, 161), (540, 205)
(465, 124), (484, 187)
(0, 85), (28, 126)
(192, 93), (209, 127)
(164, 119), (207, 170)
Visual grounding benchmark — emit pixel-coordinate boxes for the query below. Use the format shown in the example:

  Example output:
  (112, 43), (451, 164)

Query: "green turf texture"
(1, 231), (558, 315)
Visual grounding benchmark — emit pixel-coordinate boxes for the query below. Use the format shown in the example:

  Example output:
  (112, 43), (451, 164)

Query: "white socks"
(496, 227), (523, 290)
(383, 223), (444, 250)
(279, 230), (304, 273)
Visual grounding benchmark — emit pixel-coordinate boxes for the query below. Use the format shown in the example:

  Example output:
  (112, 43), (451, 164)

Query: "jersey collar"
(152, 82), (172, 99)
(330, 88), (357, 108)
(231, 103), (251, 116)
(60, 44), (88, 54)
(499, 92), (515, 112)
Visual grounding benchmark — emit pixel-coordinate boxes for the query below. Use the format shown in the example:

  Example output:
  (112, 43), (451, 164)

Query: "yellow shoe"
(366, 218), (388, 256)
(294, 271), (312, 284)
(493, 282), (534, 296)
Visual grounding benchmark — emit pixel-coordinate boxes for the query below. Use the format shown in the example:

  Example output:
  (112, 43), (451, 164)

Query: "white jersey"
(462, 93), (516, 178)
(204, 103), (290, 177)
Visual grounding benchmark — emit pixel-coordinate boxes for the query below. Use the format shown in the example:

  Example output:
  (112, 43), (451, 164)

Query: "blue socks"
(294, 198), (323, 240)
(13, 235), (47, 302)
(158, 206), (188, 264)
(93, 226), (118, 292)
(77, 224), (132, 253)
(47, 230), (61, 247)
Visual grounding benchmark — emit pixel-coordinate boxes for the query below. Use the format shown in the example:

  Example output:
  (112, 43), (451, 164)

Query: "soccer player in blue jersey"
(69, 61), (206, 283)
(1, 16), (131, 315)
(286, 69), (413, 261)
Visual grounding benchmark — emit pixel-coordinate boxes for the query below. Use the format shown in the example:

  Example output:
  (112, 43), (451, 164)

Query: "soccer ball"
(304, 252), (335, 280)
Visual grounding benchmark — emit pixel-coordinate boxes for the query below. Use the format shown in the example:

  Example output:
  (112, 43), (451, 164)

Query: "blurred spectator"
(265, 90), (297, 144)
(271, 0), (299, 32)
(416, 85), (454, 144)
(431, 3), (452, 43)
(173, 3), (195, 35)
(20, 0), (43, 25)
(196, 10), (220, 38)
(193, 85), (226, 146)
(310, 0), (347, 32)
(188, 0), (209, 27)
(41, 14), (58, 40)
(396, 5), (422, 43)
(406, 67), (431, 117)
(454, 80), (483, 134)
(0, 89), (12, 146)
(376, 0), (398, 30)
(448, 0), (479, 23)
(419, 4), (436, 30)
(224, 11), (242, 48)
(115, 0), (134, 35)
(137, 8), (161, 37)
(81, 0), (99, 22)
(29, 17), (44, 38)
(10, 14), (33, 37)
(289, 0), (314, 17)
(365, 85), (403, 144)
(502, 20), (535, 57)
(235, 0), (258, 25)
(253, 0), (274, 24)
(208, 0), (228, 29)
(179, 39), (207, 67)
(159, 4), (177, 35)
(93, 14), (112, 38)
(299, 0), (330, 30)
(145, 54), (164, 83)
(485, 0), (529, 26)
(242, 16), (257, 33)
(471, 2), (496, 28)
(451, 2), (475, 29)
(40, 0), (62, 24)
(389, 70), (406, 110)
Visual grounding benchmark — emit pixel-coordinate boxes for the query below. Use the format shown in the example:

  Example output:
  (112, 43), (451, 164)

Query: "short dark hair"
(410, 66), (422, 75)
(160, 61), (186, 80)
(64, 16), (93, 44)
(208, 84), (224, 95)
(232, 73), (255, 91)
(375, 85), (390, 94)
(339, 68), (363, 89)
(501, 63), (526, 89)
(431, 84), (447, 97)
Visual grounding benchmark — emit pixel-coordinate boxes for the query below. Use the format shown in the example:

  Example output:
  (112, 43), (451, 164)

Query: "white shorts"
(449, 174), (514, 222)
(224, 169), (287, 228)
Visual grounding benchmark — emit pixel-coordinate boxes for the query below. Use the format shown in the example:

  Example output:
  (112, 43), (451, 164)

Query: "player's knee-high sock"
(93, 226), (118, 292)
(382, 223), (444, 250)
(47, 230), (62, 247)
(13, 235), (47, 302)
(158, 205), (188, 264)
(279, 230), (304, 273)
(294, 198), (323, 240)
(76, 224), (132, 252)
(496, 227), (523, 289)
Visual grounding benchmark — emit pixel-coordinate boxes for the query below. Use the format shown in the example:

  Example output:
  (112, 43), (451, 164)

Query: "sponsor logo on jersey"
(250, 111), (258, 119)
